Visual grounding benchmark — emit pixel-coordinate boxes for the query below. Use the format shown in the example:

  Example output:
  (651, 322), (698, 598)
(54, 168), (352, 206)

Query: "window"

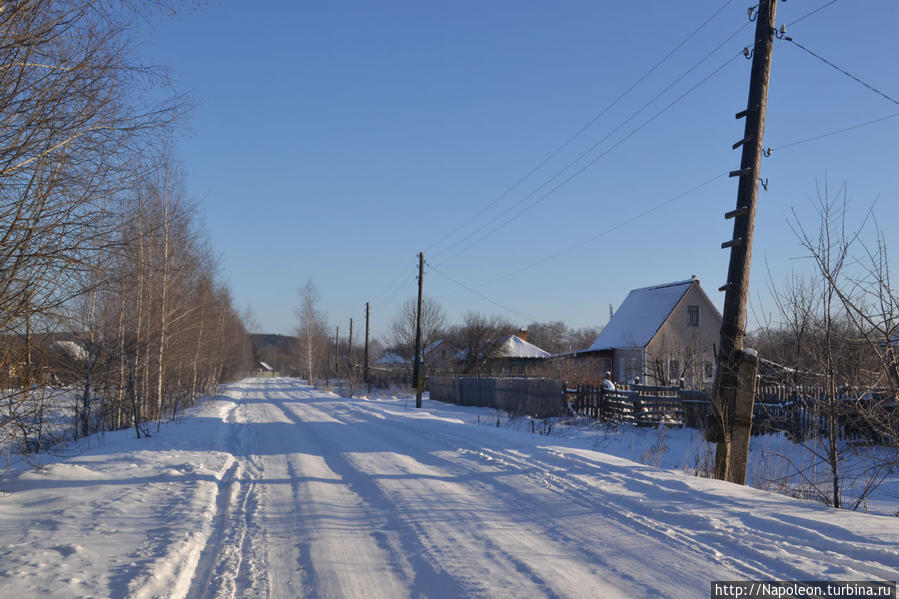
(667, 358), (681, 384)
(599, 357), (612, 377)
(687, 305), (700, 327)
(703, 358), (716, 382)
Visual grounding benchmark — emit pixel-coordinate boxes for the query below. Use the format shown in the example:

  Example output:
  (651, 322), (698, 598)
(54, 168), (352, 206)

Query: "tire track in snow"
(182, 399), (265, 599)
(299, 398), (661, 597)
(348, 397), (897, 584)
(279, 399), (470, 598)
(329, 400), (716, 597)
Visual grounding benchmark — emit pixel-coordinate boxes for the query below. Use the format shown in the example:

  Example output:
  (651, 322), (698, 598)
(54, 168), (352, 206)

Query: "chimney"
(517, 328), (527, 342)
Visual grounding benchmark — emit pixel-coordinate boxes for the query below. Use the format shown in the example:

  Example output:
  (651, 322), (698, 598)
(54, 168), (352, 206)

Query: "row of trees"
(1, 1), (252, 455)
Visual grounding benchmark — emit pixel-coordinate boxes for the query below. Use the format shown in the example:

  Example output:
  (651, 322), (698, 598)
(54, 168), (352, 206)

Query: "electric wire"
(772, 111), (899, 151)
(784, 0), (840, 28)
(430, 24), (750, 265)
(371, 266), (415, 304)
(468, 171), (730, 291)
(434, 50), (744, 268)
(378, 273), (416, 306)
(426, 262), (539, 324)
(785, 37), (899, 106)
(378, 5), (857, 326)
(423, 0), (736, 257)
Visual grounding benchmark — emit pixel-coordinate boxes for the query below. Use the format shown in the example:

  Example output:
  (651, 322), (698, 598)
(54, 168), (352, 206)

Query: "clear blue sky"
(140, 1), (898, 343)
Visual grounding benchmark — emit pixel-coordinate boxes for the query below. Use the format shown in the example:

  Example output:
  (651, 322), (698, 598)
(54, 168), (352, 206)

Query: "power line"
(371, 266), (414, 303)
(423, 1), (736, 257)
(784, 37), (899, 106)
(434, 50), (743, 267)
(426, 262), (538, 324)
(784, 0), (840, 28)
(772, 111), (899, 151)
(430, 21), (750, 265)
(377, 272), (416, 307)
(465, 171), (730, 291)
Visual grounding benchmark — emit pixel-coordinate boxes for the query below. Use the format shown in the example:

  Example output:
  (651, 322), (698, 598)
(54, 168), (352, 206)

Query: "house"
(421, 339), (459, 374)
(456, 332), (551, 375)
(582, 277), (721, 387)
(373, 340), (458, 374)
(254, 361), (279, 377)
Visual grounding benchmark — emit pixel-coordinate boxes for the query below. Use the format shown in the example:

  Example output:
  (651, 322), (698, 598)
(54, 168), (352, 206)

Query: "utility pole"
(364, 302), (370, 389)
(334, 325), (339, 380)
(348, 318), (354, 371)
(412, 252), (424, 408)
(710, 0), (777, 484)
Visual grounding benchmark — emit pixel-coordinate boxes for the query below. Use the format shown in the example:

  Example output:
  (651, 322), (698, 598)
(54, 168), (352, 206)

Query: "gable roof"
(455, 334), (550, 360)
(495, 334), (551, 358)
(587, 279), (697, 351)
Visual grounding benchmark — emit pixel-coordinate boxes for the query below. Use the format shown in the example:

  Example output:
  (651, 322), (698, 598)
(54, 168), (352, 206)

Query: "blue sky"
(141, 1), (898, 343)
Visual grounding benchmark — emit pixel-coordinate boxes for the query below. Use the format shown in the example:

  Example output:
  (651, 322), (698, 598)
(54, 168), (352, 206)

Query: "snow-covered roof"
(52, 340), (88, 361)
(422, 340), (443, 355)
(376, 352), (408, 365)
(258, 361), (274, 371)
(587, 279), (695, 351)
(454, 335), (550, 360)
(495, 334), (551, 358)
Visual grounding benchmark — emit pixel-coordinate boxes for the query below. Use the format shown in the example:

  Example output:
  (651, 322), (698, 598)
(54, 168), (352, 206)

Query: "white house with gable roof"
(583, 277), (721, 387)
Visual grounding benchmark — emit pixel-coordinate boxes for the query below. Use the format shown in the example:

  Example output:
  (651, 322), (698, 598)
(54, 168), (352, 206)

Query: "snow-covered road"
(1, 378), (897, 598)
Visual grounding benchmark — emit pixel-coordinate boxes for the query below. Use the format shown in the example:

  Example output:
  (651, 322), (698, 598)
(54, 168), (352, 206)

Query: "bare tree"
(296, 280), (328, 384)
(754, 182), (898, 509)
(448, 312), (515, 374)
(0, 1), (188, 452)
(389, 296), (446, 370)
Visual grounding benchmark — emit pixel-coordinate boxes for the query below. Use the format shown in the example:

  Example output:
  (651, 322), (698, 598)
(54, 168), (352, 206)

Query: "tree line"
(1, 1), (252, 456)
(287, 281), (602, 388)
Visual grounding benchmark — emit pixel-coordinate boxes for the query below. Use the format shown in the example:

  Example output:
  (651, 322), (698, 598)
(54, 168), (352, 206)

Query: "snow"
(588, 279), (694, 350)
(456, 334), (551, 360)
(52, 340), (88, 361)
(496, 334), (551, 358)
(376, 352), (408, 365)
(0, 378), (896, 598)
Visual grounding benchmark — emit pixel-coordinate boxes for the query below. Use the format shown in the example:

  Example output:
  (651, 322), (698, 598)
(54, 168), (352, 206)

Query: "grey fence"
(429, 376), (567, 418)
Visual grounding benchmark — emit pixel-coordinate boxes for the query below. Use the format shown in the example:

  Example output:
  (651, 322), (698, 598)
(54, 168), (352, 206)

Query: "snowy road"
(1, 378), (897, 598)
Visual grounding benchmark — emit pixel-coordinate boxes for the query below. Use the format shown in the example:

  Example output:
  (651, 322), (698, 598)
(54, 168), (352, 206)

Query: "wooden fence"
(429, 376), (567, 418)
(570, 383), (895, 441)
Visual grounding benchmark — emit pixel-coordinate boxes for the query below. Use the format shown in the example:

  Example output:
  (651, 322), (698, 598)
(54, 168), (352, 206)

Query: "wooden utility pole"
(364, 302), (370, 388)
(333, 325), (339, 380)
(412, 252), (424, 409)
(710, 0), (777, 484)
(348, 318), (354, 370)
